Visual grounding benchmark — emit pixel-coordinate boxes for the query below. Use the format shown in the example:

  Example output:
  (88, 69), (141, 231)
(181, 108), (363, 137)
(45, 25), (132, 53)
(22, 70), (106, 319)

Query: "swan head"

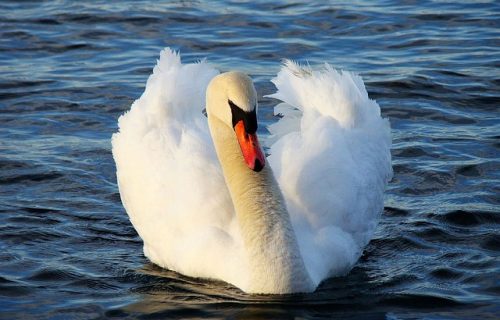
(206, 71), (265, 172)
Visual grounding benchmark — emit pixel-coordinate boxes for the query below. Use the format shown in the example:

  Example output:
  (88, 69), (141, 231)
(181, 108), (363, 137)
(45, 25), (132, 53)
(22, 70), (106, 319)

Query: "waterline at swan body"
(111, 48), (392, 294)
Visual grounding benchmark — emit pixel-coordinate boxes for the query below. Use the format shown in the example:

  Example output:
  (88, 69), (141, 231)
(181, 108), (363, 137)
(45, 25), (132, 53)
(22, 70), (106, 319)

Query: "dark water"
(1, 1), (499, 319)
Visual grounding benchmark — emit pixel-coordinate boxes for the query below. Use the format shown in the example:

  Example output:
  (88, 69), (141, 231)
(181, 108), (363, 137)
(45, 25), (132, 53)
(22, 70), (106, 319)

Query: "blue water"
(1, 1), (499, 319)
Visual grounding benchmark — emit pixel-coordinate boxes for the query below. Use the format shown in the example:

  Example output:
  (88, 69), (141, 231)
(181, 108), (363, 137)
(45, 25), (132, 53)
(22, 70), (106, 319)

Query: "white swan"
(112, 48), (392, 294)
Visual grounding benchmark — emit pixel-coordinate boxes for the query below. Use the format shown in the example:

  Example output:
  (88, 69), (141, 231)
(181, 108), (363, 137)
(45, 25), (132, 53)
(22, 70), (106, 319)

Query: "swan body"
(112, 48), (392, 294)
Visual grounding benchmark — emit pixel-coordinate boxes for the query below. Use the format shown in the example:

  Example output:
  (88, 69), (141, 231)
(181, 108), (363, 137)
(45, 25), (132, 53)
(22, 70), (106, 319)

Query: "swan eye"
(228, 99), (257, 134)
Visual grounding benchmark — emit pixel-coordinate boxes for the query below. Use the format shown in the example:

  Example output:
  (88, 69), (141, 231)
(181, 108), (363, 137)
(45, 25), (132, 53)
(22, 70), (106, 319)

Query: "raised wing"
(112, 49), (243, 281)
(267, 61), (393, 284)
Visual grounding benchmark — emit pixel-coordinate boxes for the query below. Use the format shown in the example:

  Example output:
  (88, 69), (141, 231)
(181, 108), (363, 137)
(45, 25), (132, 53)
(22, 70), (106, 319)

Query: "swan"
(112, 48), (392, 294)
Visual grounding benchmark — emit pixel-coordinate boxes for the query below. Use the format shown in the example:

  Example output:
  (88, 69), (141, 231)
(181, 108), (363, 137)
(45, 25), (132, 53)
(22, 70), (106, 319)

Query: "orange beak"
(234, 120), (265, 172)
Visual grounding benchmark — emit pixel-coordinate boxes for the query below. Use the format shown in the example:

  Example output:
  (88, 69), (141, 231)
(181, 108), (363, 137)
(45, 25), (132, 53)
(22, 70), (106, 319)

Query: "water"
(1, 1), (499, 319)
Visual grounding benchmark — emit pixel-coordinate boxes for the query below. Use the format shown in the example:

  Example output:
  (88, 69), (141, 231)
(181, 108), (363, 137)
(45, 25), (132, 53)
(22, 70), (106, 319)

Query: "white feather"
(267, 61), (393, 284)
(112, 48), (392, 293)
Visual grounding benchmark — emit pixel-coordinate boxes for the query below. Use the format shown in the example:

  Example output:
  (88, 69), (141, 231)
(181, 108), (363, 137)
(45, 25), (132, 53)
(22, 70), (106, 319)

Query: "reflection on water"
(0, 0), (498, 319)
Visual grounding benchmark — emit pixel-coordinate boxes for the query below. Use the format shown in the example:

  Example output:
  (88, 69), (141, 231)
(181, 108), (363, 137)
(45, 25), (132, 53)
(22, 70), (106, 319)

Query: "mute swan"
(112, 48), (392, 294)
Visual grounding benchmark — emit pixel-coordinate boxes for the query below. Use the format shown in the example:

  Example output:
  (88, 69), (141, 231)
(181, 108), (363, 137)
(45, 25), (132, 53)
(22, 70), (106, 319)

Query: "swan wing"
(267, 61), (393, 285)
(112, 49), (244, 283)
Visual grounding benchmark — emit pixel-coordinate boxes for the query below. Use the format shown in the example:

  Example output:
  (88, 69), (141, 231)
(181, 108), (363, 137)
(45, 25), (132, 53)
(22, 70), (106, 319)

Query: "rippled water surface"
(1, 1), (499, 319)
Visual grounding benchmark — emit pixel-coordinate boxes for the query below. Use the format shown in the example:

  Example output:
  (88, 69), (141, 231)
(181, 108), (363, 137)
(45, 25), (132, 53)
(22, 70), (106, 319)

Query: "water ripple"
(0, 0), (499, 319)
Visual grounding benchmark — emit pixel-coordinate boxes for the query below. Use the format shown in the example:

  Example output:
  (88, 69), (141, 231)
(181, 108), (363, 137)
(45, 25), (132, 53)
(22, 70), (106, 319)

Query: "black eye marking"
(228, 99), (258, 134)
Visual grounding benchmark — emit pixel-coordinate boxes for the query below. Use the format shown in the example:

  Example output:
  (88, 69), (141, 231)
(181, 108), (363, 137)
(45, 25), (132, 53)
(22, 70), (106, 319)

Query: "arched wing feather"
(267, 61), (392, 284)
(112, 49), (245, 284)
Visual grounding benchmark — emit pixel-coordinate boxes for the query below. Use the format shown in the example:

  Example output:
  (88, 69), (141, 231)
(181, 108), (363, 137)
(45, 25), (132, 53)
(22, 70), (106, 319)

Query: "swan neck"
(208, 116), (313, 293)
